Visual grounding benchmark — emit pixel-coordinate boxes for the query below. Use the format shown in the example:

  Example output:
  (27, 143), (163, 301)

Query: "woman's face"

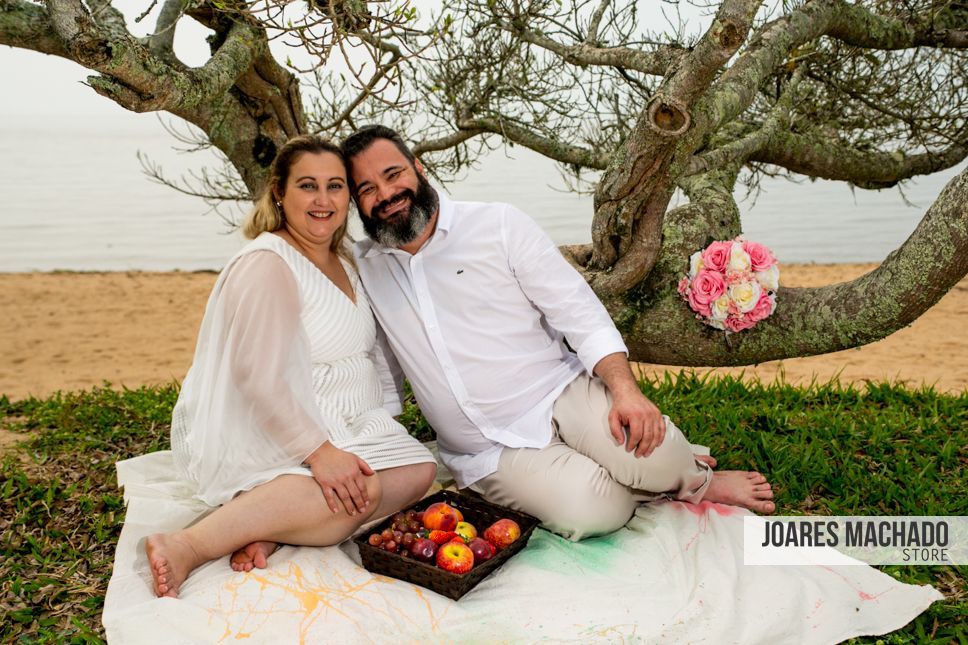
(275, 151), (350, 248)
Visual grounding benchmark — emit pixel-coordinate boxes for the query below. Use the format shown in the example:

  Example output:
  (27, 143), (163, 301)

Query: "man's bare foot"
(695, 454), (717, 469)
(145, 532), (204, 598)
(701, 471), (775, 514)
(230, 541), (280, 573)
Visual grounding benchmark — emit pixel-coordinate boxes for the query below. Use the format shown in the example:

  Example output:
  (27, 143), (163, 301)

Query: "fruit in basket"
(367, 533), (383, 547)
(409, 537), (438, 562)
(383, 539), (398, 553)
(428, 530), (459, 545)
(484, 518), (521, 551)
(436, 540), (474, 574)
(467, 537), (495, 564)
(455, 521), (477, 541)
(422, 502), (460, 531)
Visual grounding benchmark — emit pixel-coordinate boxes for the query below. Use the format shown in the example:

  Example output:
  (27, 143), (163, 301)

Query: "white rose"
(728, 242), (751, 272)
(728, 280), (762, 313)
(707, 318), (727, 330)
(710, 295), (730, 321)
(755, 264), (780, 292)
(689, 251), (704, 278)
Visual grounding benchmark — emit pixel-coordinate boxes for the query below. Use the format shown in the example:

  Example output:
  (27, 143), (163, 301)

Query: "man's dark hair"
(341, 125), (417, 168)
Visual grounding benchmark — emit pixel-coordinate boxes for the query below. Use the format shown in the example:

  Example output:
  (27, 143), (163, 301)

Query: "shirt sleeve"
(369, 319), (405, 416)
(502, 204), (628, 373)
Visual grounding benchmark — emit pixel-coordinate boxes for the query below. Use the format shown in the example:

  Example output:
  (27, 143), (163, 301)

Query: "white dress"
(170, 232), (434, 506)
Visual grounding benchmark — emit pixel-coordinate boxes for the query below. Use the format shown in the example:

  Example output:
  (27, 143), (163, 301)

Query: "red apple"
(467, 537), (495, 564)
(436, 540), (474, 574)
(484, 518), (521, 551)
(409, 538), (437, 563)
(422, 502), (460, 531)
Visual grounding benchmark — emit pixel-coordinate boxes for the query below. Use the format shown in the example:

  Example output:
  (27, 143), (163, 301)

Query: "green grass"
(0, 375), (965, 642)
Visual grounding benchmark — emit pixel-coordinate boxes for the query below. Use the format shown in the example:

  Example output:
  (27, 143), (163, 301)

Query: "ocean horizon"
(1, 113), (963, 272)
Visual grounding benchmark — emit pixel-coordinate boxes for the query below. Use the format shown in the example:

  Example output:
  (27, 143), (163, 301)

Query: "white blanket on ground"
(104, 451), (941, 644)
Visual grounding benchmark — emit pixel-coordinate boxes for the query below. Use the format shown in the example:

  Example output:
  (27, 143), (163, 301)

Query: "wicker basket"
(353, 489), (539, 600)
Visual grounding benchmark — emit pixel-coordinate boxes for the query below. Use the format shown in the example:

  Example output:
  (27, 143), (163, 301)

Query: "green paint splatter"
(519, 528), (626, 574)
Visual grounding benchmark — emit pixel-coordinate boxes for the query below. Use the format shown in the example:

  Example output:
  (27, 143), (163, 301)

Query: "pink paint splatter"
(677, 500), (739, 517)
(805, 598), (824, 620)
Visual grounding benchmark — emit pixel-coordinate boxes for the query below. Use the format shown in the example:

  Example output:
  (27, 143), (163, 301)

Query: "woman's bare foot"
(701, 471), (775, 514)
(230, 541), (280, 572)
(695, 454), (718, 469)
(145, 532), (204, 598)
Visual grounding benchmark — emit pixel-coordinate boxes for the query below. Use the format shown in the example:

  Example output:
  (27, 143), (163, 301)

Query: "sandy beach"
(1, 263), (966, 401)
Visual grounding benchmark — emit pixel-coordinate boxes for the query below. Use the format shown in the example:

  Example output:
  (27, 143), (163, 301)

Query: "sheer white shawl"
(170, 247), (331, 506)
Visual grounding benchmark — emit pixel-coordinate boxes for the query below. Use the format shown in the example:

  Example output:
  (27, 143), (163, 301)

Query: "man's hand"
(594, 352), (667, 458)
(608, 387), (666, 457)
(304, 442), (375, 516)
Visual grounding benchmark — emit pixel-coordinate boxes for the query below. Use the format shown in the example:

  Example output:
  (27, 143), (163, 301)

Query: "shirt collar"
(358, 185), (452, 258)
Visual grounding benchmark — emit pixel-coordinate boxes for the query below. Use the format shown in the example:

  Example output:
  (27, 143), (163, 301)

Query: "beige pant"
(475, 373), (711, 540)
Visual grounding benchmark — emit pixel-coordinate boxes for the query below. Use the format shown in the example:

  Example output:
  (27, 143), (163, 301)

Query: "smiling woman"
(138, 134), (438, 598)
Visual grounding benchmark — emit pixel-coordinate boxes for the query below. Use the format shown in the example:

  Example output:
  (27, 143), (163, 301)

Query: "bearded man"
(342, 125), (775, 540)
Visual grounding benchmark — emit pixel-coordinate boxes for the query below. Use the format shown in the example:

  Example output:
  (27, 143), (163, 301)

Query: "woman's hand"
(304, 442), (375, 516)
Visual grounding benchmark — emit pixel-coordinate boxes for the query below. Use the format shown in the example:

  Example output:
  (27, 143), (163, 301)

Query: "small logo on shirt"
(456, 269), (464, 275)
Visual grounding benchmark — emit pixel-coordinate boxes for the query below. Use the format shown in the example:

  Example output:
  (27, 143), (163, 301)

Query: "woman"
(145, 135), (437, 598)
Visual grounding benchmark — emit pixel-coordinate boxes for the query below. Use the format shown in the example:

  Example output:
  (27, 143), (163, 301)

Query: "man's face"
(349, 138), (438, 248)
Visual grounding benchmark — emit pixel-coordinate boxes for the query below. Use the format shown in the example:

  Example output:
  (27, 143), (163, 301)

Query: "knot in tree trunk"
(647, 95), (691, 136)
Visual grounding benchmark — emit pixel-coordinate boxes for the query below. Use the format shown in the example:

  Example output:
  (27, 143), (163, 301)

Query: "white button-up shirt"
(355, 192), (627, 487)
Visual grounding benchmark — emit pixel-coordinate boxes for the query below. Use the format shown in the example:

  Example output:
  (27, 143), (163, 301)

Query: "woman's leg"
(230, 461), (436, 574)
(368, 461), (438, 519)
(146, 473), (380, 598)
(148, 462), (437, 597)
(231, 461), (438, 572)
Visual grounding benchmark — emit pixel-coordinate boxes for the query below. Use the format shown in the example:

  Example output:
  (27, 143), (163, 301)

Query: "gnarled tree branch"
(0, 0), (68, 56)
(827, 1), (968, 50)
(588, 0), (762, 295)
(751, 134), (968, 189)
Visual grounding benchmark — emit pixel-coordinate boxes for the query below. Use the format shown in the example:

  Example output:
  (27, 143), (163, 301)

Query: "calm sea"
(1, 114), (963, 272)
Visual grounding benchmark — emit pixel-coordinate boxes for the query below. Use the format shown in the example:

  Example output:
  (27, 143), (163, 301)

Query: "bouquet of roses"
(677, 238), (780, 333)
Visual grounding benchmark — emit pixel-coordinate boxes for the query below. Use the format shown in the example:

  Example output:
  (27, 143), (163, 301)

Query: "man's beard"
(359, 173), (438, 248)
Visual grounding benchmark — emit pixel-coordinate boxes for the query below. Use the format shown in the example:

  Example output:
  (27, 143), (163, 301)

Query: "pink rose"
(743, 240), (775, 272)
(688, 290), (713, 318)
(746, 292), (776, 324)
(725, 314), (757, 333)
(690, 270), (725, 304)
(700, 241), (732, 273)
(677, 276), (691, 297)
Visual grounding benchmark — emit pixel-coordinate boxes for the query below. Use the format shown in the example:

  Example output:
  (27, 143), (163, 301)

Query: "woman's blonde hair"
(243, 135), (352, 262)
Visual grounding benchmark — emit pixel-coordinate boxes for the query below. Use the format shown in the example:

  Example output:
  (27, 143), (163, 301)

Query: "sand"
(1, 264), (966, 401)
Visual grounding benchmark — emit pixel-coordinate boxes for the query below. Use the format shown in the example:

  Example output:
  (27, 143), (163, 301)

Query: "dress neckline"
(263, 232), (360, 307)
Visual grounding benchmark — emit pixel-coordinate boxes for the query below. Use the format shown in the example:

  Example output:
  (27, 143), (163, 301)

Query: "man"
(343, 126), (775, 540)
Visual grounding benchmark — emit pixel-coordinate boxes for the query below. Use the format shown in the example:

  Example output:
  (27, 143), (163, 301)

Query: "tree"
(2, 0), (966, 366)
